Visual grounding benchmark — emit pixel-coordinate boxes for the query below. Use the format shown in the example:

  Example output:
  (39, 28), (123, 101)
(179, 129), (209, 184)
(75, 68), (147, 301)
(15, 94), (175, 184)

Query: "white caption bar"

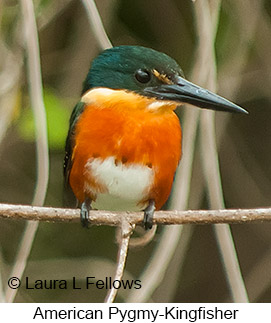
(0, 303), (268, 322)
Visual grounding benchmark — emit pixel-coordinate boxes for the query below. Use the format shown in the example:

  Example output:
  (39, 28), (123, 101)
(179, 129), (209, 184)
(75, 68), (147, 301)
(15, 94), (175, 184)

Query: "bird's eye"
(135, 69), (151, 83)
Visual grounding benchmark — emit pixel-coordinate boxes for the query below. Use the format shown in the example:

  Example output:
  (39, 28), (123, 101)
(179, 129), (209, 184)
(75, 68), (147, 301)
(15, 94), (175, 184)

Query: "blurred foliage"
(0, 0), (271, 303)
(18, 89), (70, 149)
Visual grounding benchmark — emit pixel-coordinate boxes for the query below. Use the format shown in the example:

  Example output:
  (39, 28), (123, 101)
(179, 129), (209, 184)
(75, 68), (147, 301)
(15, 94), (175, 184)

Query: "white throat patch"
(84, 157), (154, 211)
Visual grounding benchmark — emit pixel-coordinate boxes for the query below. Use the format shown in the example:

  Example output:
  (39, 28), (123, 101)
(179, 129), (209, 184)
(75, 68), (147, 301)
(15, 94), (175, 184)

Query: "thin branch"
(5, 0), (49, 303)
(22, 0), (49, 207)
(205, 1), (263, 302)
(81, 0), (112, 50)
(5, 222), (39, 304)
(195, 0), (249, 302)
(213, 224), (249, 302)
(0, 203), (270, 225)
(104, 220), (134, 303)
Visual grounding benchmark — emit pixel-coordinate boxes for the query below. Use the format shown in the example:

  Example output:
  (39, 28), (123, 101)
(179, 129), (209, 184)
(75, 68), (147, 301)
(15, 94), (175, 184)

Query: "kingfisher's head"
(82, 45), (247, 114)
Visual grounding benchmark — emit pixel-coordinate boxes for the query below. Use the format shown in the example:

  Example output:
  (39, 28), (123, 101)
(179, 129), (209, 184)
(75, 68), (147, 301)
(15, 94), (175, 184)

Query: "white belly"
(84, 157), (154, 211)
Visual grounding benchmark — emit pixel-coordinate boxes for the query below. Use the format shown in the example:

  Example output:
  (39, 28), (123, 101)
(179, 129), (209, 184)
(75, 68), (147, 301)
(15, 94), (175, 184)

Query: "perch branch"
(1, 203), (271, 225)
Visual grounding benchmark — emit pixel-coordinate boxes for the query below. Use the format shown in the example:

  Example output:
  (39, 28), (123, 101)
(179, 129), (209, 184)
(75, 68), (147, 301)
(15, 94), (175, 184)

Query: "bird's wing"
(63, 101), (85, 207)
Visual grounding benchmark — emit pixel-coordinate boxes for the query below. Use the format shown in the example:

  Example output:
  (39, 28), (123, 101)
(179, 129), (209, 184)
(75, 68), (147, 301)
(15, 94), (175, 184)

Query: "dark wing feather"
(63, 101), (86, 207)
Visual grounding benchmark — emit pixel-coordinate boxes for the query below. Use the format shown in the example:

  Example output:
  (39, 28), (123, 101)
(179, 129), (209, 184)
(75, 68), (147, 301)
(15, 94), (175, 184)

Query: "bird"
(64, 45), (247, 230)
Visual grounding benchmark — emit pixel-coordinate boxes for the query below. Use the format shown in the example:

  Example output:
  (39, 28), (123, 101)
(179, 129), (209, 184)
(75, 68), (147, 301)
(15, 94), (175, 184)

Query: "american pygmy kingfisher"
(64, 46), (247, 229)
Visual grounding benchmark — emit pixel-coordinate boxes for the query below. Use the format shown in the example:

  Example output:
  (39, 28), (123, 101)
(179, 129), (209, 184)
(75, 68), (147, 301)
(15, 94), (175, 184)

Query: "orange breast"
(69, 89), (182, 210)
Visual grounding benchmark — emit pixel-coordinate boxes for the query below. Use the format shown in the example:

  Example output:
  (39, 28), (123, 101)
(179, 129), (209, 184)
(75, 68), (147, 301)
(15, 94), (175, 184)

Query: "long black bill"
(144, 75), (248, 114)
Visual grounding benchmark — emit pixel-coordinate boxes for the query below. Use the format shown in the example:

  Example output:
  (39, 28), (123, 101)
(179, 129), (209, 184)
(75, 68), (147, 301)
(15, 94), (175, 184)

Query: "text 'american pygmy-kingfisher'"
(64, 46), (247, 229)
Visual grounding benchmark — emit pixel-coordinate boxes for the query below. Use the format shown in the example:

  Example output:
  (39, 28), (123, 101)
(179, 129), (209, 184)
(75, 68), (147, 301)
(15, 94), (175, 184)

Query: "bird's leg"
(80, 197), (92, 228)
(143, 199), (156, 230)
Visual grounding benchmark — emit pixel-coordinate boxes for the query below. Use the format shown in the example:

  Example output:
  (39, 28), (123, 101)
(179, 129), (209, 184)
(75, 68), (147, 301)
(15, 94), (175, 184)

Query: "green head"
(82, 45), (247, 114)
(82, 45), (184, 94)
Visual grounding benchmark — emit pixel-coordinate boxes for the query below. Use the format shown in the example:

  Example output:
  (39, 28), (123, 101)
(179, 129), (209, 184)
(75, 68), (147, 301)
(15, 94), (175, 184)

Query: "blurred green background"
(0, 0), (271, 302)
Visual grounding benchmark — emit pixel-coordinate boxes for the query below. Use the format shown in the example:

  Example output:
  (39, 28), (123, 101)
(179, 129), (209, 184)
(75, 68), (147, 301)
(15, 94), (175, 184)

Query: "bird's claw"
(80, 198), (92, 228)
(143, 200), (156, 230)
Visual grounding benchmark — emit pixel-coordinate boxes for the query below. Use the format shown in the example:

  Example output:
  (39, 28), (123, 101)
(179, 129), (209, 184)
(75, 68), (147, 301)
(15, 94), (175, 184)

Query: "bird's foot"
(80, 198), (92, 228)
(143, 199), (156, 230)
